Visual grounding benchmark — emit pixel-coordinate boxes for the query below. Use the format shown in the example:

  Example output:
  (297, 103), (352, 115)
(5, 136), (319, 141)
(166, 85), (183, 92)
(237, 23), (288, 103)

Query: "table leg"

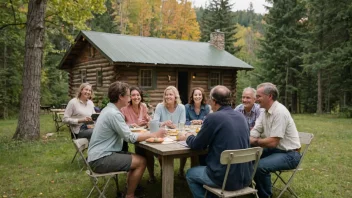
(162, 155), (174, 198)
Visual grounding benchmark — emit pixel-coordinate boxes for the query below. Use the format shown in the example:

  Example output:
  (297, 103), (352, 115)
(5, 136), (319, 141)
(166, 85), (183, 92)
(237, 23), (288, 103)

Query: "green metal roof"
(61, 31), (253, 69)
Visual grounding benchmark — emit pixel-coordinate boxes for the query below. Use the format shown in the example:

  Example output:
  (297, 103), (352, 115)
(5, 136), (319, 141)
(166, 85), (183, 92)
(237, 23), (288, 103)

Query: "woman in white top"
(63, 83), (96, 139)
(153, 86), (187, 178)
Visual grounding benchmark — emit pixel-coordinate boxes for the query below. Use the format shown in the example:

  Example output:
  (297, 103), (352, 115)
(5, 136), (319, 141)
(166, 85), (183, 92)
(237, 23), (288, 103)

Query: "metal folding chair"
(73, 139), (127, 198)
(203, 147), (263, 198)
(68, 125), (81, 164)
(272, 132), (314, 198)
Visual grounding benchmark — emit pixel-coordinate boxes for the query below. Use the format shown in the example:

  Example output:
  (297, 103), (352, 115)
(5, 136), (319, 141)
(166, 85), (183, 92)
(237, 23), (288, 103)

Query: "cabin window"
(209, 72), (222, 88)
(96, 68), (102, 87)
(81, 69), (87, 83)
(139, 69), (156, 89)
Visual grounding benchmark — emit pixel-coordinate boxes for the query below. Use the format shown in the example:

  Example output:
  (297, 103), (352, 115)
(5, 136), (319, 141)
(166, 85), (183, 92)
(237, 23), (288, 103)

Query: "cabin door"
(178, 71), (189, 104)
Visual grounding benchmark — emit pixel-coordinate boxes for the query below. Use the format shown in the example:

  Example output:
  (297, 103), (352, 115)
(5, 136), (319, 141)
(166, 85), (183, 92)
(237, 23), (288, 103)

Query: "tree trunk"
(13, 0), (47, 140)
(317, 69), (323, 114)
(285, 65), (289, 108)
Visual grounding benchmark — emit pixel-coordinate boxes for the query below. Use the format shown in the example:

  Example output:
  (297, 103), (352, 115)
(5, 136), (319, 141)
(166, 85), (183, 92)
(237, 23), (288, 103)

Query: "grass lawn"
(0, 114), (351, 197)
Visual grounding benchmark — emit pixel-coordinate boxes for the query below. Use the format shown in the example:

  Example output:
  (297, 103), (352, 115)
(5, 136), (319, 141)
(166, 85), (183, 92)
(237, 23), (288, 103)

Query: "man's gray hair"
(243, 87), (256, 98)
(257, 82), (279, 101)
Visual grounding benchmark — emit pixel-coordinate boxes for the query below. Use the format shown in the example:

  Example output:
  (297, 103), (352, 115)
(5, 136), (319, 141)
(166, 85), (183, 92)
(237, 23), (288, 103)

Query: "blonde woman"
(63, 83), (96, 139)
(153, 86), (187, 178)
(153, 86), (186, 128)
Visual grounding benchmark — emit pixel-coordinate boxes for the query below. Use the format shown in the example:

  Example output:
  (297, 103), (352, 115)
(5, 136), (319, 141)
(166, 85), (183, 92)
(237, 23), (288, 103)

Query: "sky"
(191, 0), (270, 14)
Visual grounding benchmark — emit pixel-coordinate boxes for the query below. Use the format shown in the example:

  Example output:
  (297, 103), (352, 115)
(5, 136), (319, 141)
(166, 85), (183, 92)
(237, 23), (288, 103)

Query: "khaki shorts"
(89, 152), (132, 173)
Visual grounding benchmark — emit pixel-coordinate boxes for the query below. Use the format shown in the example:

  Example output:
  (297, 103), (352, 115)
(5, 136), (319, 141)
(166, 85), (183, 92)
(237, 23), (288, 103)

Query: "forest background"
(0, 0), (351, 120)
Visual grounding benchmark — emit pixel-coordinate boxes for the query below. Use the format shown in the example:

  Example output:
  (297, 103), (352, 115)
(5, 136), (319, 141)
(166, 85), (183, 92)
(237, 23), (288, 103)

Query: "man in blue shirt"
(88, 81), (166, 198)
(178, 85), (252, 198)
(235, 87), (262, 129)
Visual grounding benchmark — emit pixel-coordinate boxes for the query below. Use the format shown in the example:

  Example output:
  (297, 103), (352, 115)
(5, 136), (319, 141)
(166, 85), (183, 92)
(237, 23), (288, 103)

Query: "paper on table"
(177, 141), (188, 147)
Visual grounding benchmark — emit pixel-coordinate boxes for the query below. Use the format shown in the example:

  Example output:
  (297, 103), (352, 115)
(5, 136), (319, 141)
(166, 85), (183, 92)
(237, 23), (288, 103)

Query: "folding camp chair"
(73, 139), (127, 198)
(69, 125), (80, 164)
(272, 132), (314, 198)
(203, 147), (263, 198)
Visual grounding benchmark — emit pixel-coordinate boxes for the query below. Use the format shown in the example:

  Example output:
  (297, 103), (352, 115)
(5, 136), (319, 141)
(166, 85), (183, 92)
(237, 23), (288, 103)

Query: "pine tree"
(199, 0), (240, 54)
(258, 0), (307, 112)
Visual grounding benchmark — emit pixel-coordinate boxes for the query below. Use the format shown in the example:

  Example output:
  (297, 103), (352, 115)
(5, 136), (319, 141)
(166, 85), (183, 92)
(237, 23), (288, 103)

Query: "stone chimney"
(210, 30), (225, 50)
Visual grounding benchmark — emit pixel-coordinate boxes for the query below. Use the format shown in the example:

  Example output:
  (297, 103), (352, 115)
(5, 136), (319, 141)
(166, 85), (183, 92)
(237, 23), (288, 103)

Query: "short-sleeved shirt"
(251, 101), (301, 151)
(88, 103), (139, 162)
(234, 103), (262, 128)
(153, 103), (186, 124)
(63, 98), (96, 134)
(185, 104), (211, 125)
(120, 103), (149, 126)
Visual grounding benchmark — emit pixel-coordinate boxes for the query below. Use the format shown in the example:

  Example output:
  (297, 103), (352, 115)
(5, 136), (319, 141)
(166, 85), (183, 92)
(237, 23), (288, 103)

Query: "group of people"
(63, 81), (301, 198)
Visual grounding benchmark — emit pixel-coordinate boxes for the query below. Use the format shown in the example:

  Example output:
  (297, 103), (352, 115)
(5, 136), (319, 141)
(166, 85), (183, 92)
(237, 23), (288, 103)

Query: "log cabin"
(58, 30), (253, 109)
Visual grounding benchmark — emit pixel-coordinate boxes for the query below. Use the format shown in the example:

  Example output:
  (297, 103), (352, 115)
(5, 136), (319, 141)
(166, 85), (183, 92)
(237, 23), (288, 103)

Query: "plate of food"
(131, 127), (147, 133)
(146, 137), (164, 143)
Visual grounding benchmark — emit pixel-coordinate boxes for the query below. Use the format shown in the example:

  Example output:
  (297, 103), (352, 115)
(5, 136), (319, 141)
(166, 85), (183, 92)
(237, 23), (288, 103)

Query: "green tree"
(6, 0), (106, 140)
(304, 0), (352, 113)
(258, 0), (307, 113)
(199, 0), (240, 54)
(13, 0), (47, 140)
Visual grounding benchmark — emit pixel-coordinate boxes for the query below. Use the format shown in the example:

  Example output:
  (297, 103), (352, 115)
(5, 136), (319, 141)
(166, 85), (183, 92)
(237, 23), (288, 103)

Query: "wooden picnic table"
(50, 109), (66, 132)
(40, 105), (51, 114)
(136, 138), (207, 198)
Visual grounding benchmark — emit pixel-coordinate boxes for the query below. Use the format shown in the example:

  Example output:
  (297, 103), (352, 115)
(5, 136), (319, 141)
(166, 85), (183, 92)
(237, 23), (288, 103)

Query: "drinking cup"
(149, 120), (159, 133)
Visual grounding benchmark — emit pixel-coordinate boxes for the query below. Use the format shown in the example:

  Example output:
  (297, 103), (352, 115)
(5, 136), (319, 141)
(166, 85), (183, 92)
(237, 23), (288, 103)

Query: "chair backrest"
(68, 125), (77, 139)
(73, 138), (95, 173)
(220, 147), (263, 193)
(296, 132), (314, 169)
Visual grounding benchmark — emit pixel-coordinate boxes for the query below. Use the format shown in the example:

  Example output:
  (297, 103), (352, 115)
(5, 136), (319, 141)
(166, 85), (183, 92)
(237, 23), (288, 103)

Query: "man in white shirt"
(250, 82), (301, 198)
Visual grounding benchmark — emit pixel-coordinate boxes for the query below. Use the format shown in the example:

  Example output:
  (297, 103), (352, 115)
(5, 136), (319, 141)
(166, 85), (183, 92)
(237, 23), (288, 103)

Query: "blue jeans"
(254, 148), (301, 198)
(186, 166), (220, 198)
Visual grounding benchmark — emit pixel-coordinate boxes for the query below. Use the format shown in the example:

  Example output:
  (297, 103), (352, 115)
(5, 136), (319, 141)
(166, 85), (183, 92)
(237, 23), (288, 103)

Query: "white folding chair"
(203, 147), (263, 198)
(272, 132), (314, 198)
(73, 139), (128, 198)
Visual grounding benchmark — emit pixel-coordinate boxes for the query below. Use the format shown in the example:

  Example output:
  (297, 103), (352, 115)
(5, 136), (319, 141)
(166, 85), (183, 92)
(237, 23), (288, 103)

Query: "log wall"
(66, 41), (238, 108)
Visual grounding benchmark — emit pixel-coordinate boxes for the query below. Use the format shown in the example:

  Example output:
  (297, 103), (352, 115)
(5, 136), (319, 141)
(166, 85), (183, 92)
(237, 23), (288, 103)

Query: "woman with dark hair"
(185, 87), (211, 125)
(121, 87), (156, 183)
(121, 86), (151, 128)
(63, 83), (96, 139)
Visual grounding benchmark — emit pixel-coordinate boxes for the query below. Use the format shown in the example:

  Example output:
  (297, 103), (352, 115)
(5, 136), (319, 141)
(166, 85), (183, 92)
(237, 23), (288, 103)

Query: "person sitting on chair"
(250, 82), (301, 198)
(63, 83), (96, 139)
(88, 81), (166, 198)
(153, 86), (186, 178)
(185, 87), (211, 125)
(178, 85), (252, 198)
(234, 87), (262, 130)
(121, 86), (155, 183)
